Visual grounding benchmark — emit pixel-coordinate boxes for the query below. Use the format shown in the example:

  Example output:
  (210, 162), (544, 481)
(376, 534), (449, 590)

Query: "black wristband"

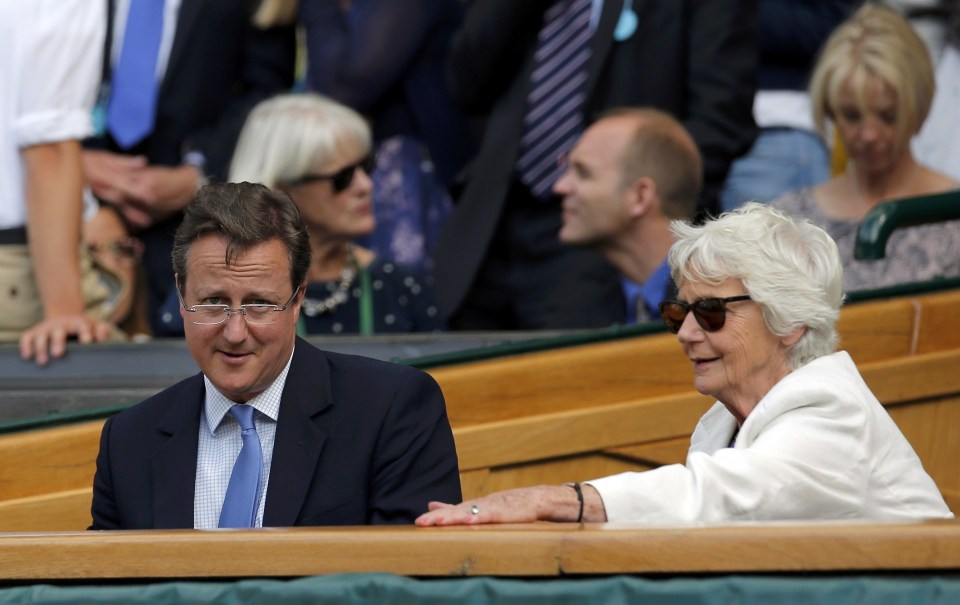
(566, 482), (584, 523)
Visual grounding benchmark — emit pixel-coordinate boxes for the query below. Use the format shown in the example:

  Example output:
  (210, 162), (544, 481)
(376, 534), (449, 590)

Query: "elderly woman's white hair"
(668, 203), (844, 369)
(229, 92), (372, 187)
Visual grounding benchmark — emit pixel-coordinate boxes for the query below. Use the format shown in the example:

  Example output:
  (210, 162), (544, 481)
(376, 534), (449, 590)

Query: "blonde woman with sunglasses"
(416, 203), (952, 526)
(224, 93), (444, 336)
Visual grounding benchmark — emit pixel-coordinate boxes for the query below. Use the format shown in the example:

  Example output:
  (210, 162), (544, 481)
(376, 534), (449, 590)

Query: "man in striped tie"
(434, 0), (757, 331)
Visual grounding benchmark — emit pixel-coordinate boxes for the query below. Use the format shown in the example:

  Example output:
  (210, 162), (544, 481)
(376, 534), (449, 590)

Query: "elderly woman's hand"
(415, 484), (606, 526)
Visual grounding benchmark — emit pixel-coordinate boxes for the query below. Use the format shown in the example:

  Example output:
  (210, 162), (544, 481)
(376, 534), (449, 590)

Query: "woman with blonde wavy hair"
(772, 3), (960, 291)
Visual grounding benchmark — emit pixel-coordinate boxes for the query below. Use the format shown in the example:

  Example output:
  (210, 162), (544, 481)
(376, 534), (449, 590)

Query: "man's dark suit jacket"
(435, 0), (758, 319)
(90, 339), (462, 529)
(87, 0), (297, 333)
(93, 0), (296, 181)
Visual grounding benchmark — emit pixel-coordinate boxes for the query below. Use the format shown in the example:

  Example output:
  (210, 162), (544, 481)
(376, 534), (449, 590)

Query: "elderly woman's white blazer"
(587, 351), (953, 522)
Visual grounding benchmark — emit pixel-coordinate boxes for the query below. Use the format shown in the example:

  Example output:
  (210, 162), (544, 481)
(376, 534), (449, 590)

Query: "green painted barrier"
(3, 573), (960, 604)
(855, 190), (960, 260)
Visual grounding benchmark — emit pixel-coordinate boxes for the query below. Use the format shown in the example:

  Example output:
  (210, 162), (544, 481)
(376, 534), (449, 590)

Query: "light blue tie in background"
(106, 0), (165, 148)
(219, 404), (263, 528)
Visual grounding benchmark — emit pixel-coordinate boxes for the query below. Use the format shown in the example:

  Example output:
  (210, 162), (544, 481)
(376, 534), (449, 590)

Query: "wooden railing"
(1, 521), (959, 580)
(1, 289), (959, 532)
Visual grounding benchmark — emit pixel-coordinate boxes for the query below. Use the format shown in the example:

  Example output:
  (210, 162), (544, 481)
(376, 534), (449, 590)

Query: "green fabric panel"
(4, 573), (960, 604)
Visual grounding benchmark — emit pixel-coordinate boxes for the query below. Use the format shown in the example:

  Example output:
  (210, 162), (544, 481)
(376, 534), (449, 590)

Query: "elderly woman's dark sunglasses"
(658, 295), (751, 334)
(294, 154), (376, 192)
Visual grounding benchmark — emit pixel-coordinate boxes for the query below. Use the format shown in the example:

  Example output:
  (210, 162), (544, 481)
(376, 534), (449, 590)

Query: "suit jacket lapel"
(163, 0), (203, 90)
(689, 403), (738, 455)
(584, 0), (623, 100)
(153, 375), (204, 529)
(263, 340), (333, 526)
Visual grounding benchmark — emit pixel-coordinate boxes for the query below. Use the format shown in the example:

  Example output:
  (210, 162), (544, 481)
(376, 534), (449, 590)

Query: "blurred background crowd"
(3, 0), (959, 364)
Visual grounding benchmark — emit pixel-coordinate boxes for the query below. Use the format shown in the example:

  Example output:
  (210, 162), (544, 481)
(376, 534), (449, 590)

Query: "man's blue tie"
(107, 0), (165, 149)
(517, 0), (593, 198)
(219, 404), (263, 528)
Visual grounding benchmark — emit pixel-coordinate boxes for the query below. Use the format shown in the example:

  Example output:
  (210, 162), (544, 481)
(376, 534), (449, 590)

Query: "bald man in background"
(554, 108), (702, 324)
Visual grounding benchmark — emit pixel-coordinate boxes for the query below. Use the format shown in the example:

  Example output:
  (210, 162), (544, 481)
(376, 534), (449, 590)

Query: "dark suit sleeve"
(446, 0), (548, 113)
(682, 0), (759, 211)
(89, 416), (120, 530)
(369, 369), (461, 523)
(185, 21), (296, 180)
(299, 0), (457, 111)
(760, 0), (861, 59)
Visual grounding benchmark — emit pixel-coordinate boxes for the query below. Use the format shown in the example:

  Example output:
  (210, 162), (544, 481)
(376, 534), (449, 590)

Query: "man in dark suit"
(83, 0), (297, 335)
(90, 183), (461, 529)
(434, 0), (757, 330)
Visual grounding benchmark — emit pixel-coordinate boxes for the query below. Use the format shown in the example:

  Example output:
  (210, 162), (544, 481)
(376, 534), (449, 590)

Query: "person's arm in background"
(299, 0), (457, 111)
(301, 0), (476, 186)
(16, 0), (115, 365)
(760, 0), (863, 60)
(20, 142), (114, 365)
(111, 9), (297, 229)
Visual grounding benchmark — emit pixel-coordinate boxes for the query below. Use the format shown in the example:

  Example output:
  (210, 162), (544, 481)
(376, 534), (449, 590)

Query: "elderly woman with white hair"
(225, 92), (443, 335)
(416, 203), (953, 526)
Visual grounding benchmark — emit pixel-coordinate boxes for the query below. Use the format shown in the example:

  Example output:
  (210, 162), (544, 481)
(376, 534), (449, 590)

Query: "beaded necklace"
(301, 245), (358, 316)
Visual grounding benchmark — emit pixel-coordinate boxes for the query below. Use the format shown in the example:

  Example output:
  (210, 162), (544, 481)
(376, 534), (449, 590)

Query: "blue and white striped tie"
(517, 0), (593, 198)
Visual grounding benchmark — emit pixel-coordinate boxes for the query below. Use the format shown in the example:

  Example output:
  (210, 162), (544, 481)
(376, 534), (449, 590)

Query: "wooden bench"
(2, 289), (958, 531)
